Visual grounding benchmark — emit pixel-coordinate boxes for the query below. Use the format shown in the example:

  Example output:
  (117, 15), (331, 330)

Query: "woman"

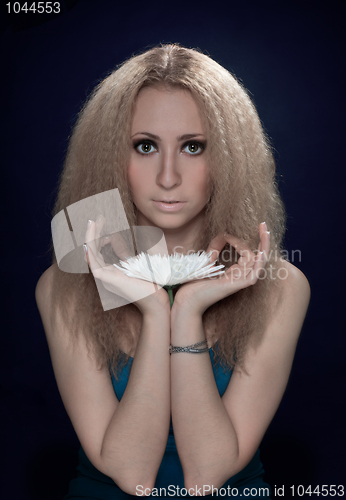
(36, 44), (310, 498)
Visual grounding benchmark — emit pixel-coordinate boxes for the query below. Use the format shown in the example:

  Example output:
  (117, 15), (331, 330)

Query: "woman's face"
(128, 86), (211, 234)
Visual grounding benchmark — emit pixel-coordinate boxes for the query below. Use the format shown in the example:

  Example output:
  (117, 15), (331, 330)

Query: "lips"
(156, 200), (181, 203)
(153, 200), (187, 212)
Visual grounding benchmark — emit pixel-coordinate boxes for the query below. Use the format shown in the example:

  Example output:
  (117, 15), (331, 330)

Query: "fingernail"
(83, 244), (88, 254)
(96, 214), (103, 224)
(261, 221), (267, 229)
(87, 220), (93, 228)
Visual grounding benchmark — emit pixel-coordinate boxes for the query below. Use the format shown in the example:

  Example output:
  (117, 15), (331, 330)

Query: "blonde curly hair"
(50, 44), (286, 374)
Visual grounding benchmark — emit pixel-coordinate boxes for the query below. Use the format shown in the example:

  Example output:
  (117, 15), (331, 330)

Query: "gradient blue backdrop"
(1, 1), (345, 498)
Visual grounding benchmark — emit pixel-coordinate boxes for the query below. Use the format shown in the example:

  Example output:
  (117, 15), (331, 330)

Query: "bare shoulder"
(276, 259), (311, 306)
(237, 261), (310, 374)
(35, 263), (77, 346)
(35, 263), (58, 311)
(265, 259), (310, 345)
(35, 263), (60, 330)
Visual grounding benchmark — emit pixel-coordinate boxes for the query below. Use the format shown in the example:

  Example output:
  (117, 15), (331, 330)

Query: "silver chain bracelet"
(169, 339), (209, 354)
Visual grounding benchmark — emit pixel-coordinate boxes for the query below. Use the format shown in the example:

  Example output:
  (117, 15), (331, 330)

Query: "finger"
(85, 217), (106, 257)
(224, 259), (254, 280)
(84, 243), (95, 270)
(90, 214), (107, 258)
(237, 252), (256, 268)
(206, 233), (256, 265)
(259, 221), (267, 238)
(98, 233), (134, 266)
(258, 223), (270, 263)
(86, 220), (100, 259)
(85, 219), (94, 243)
(110, 232), (134, 261)
(205, 233), (228, 263)
(84, 242), (102, 271)
(223, 234), (256, 260)
(95, 214), (106, 247)
(85, 244), (117, 284)
(253, 250), (265, 279)
(262, 231), (270, 263)
(99, 235), (111, 248)
(84, 220), (99, 262)
(85, 245), (159, 303)
(234, 255), (261, 286)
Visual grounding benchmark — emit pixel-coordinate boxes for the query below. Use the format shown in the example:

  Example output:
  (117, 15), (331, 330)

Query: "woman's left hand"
(172, 222), (270, 316)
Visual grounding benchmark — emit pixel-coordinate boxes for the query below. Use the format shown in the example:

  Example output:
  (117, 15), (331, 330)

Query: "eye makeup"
(181, 141), (205, 155)
(134, 140), (157, 154)
(133, 139), (206, 156)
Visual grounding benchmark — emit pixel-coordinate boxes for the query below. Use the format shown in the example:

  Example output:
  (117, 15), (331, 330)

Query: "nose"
(156, 148), (182, 189)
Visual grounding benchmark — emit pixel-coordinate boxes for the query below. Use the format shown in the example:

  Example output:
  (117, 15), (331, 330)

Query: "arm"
(170, 308), (238, 490)
(36, 264), (171, 495)
(170, 241), (310, 492)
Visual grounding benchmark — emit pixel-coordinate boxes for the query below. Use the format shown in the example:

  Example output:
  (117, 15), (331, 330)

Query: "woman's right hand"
(84, 217), (170, 316)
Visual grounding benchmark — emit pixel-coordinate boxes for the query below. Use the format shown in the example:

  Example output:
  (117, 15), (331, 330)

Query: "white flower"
(113, 251), (225, 287)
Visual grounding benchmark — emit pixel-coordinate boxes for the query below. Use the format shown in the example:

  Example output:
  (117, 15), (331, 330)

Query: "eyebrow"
(131, 132), (205, 141)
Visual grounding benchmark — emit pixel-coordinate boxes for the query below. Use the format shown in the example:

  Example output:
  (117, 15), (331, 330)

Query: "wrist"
(171, 301), (202, 324)
(171, 290), (206, 318)
(170, 308), (205, 346)
(137, 288), (171, 317)
(142, 306), (171, 323)
(140, 309), (171, 348)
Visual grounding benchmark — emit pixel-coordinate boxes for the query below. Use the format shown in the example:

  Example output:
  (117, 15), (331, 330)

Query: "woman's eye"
(135, 141), (157, 154)
(182, 142), (205, 155)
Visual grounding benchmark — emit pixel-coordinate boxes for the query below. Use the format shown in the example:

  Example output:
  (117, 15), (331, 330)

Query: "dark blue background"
(1, 1), (345, 498)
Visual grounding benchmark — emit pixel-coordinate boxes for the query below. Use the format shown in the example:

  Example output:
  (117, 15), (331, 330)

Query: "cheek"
(193, 167), (212, 202)
(128, 165), (145, 200)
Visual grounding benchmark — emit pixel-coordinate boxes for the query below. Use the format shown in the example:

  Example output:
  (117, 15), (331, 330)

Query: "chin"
(151, 216), (188, 229)
(136, 206), (206, 231)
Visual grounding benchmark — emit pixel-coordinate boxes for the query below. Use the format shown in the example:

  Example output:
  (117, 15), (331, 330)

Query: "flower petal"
(113, 250), (224, 286)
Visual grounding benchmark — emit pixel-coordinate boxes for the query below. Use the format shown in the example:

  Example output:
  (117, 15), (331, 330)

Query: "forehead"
(131, 86), (204, 134)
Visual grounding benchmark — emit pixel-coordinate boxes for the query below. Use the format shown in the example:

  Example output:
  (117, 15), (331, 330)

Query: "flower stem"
(163, 284), (180, 309)
(167, 288), (174, 308)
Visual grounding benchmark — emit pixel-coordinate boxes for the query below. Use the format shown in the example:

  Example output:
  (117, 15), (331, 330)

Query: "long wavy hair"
(50, 44), (286, 374)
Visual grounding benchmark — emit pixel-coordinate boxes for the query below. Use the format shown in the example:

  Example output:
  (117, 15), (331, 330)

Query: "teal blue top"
(65, 348), (271, 499)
